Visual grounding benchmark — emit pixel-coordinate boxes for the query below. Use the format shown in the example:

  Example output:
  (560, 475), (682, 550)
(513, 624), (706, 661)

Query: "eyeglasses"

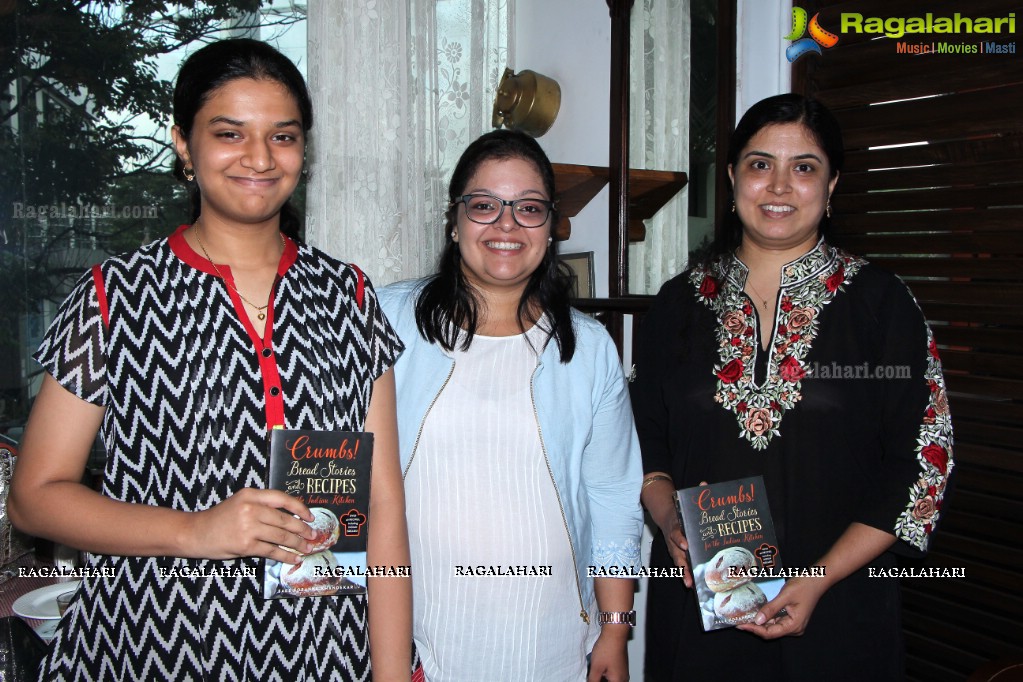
(454, 194), (554, 228)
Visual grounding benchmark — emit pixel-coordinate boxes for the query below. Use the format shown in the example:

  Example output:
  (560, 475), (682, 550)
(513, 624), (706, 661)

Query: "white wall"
(736, 0), (791, 123)
(515, 0), (613, 297)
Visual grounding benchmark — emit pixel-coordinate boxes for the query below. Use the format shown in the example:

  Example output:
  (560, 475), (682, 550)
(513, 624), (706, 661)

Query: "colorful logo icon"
(784, 7), (839, 62)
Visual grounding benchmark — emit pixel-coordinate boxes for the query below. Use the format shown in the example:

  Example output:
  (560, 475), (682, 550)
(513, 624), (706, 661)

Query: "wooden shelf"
(628, 168), (688, 241)
(551, 163), (687, 242)
(552, 163), (608, 240)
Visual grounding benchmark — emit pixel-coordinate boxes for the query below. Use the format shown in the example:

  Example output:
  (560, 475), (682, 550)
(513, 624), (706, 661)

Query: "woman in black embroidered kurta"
(633, 95), (953, 681)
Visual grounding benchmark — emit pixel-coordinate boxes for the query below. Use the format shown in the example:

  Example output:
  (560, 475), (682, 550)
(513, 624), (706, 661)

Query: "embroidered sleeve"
(859, 279), (954, 553)
(34, 268), (109, 406)
(892, 326), (954, 551)
(592, 538), (643, 569)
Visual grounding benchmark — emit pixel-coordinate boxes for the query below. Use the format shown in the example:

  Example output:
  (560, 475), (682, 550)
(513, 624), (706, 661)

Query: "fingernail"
(755, 612), (767, 625)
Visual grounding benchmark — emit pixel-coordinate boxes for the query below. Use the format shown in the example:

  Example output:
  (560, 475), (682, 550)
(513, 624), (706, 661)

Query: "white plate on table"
(12, 581), (81, 620)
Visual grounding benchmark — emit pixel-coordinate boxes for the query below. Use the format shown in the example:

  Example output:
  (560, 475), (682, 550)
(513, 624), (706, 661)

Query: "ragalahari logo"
(784, 7), (840, 62)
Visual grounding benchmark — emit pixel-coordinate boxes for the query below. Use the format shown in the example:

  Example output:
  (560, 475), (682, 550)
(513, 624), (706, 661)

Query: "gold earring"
(183, 167), (195, 182)
(731, 201), (736, 213)
(826, 201), (832, 218)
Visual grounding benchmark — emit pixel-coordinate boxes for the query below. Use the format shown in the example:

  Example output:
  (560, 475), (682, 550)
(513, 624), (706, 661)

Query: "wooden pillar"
(606, 0), (634, 352)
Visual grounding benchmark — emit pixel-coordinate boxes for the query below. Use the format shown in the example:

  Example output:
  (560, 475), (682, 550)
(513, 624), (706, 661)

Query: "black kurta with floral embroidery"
(632, 241), (953, 682)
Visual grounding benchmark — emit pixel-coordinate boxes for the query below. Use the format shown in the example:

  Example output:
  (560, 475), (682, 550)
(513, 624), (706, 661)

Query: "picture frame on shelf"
(559, 251), (595, 299)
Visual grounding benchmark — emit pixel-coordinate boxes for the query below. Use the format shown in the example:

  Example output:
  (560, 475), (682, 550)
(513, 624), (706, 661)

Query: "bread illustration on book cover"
(263, 429), (373, 599)
(674, 475), (785, 630)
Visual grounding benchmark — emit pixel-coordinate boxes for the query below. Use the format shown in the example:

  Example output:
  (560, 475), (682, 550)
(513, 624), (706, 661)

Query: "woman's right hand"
(661, 517), (693, 588)
(187, 488), (316, 564)
(11, 376), (318, 563)
(640, 473), (695, 589)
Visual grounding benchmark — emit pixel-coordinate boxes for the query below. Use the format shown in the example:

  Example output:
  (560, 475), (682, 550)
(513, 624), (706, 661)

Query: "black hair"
(715, 93), (844, 256)
(172, 38), (312, 242)
(414, 129), (577, 362)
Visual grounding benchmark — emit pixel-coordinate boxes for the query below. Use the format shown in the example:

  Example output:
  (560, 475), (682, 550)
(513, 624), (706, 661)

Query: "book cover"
(263, 429), (373, 599)
(675, 475), (785, 630)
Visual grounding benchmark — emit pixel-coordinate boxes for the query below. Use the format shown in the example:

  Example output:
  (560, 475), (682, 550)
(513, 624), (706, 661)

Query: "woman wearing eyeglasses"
(378, 130), (643, 682)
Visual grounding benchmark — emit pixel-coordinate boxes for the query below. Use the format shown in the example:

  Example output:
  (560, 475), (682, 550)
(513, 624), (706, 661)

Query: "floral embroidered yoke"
(673, 239), (954, 552)
(690, 240), (865, 450)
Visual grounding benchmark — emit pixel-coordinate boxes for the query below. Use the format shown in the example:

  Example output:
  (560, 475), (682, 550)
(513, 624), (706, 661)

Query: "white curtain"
(306, 0), (512, 285)
(628, 0), (690, 294)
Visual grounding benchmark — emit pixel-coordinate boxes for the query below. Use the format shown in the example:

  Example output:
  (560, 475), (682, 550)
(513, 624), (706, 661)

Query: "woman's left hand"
(737, 522), (897, 640)
(587, 626), (629, 682)
(735, 575), (827, 639)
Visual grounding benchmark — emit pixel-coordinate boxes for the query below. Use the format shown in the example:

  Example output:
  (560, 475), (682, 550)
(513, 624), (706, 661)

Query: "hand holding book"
(263, 429), (375, 599)
(187, 487), (315, 563)
(735, 574), (825, 638)
(640, 473), (705, 589)
(737, 521), (896, 640)
(661, 517), (693, 589)
(675, 476), (786, 631)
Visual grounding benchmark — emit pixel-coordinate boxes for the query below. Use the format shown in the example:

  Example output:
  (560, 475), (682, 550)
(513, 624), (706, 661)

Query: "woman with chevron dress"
(10, 39), (414, 681)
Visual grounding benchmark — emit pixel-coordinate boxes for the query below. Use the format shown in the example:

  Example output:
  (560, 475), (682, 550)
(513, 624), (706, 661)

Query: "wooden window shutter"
(793, 1), (1023, 679)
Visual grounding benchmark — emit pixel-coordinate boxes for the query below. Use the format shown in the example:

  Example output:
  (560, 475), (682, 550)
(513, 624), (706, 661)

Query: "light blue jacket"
(379, 279), (643, 618)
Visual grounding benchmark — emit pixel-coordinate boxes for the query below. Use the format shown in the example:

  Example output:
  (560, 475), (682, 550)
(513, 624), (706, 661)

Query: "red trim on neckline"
(231, 289), (285, 431)
(168, 224), (299, 279)
(279, 234), (298, 275)
(168, 224), (293, 430)
(260, 332), (286, 430)
(169, 224), (217, 275)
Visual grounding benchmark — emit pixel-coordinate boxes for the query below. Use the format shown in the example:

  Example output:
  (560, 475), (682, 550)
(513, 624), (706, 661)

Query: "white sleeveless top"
(405, 324), (593, 681)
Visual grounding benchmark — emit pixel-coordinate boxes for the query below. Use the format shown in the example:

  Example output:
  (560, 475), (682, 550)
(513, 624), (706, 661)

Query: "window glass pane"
(687, 0), (719, 260)
(0, 2), (306, 456)
(628, 0), (706, 293)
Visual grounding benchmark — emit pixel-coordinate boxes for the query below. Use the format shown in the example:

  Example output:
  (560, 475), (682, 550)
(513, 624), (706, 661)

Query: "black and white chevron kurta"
(34, 225), (402, 681)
